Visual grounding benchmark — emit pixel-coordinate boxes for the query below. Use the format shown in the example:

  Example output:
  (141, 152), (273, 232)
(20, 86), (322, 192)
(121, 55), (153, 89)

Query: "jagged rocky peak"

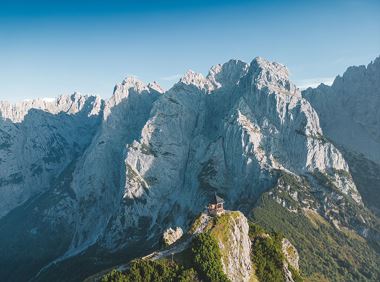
(0, 92), (102, 122)
(248, 56), (298, 96)
(147, 81), (165, 93)
(177, 69), (214, 91)
(56, 92), (103, 116)
(172, 57), (294, 95)
(111, 76), (148, 102)
(207, 59), (249, 88)
(176, 59), (249, 91)
(121, 76), (147, 89)
(106, 76), (163, 119)
(333, 56), (380, 91)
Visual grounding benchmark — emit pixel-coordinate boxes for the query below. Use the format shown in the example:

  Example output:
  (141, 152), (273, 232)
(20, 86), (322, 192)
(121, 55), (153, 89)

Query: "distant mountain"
(303, 57), (380, 214)
(0, 57), (379, 281)
(0, 94), (103, 218)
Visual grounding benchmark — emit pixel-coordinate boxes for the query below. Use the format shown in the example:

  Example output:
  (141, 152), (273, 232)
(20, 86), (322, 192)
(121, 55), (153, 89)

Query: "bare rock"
(211, 211), (253, 282)
(163, 227), (183, 246)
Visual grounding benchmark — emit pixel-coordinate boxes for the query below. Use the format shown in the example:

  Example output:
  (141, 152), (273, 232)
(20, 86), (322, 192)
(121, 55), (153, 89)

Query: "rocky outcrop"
(0, 93), (103, 123)
(282, 238), (299, 271)
(162, 227), (183, 246)
(282, 238), (300, 282)
(210, 211), (253, 282)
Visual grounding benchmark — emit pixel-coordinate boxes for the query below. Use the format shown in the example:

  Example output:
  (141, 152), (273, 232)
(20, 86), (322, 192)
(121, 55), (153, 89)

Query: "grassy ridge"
(100, 232), (228, 282)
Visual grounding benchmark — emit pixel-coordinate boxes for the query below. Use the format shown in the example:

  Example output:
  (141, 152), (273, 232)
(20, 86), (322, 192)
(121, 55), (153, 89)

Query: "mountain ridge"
(0, 56), (379, 281)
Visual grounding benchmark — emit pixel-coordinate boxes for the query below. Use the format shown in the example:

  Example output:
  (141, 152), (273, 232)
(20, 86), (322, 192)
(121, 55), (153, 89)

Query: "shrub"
(289, 265), (303, 282)
(252, 235), (285, 282)
(127, 260), (179, 282)
(101, 269), (128, 282)
(248, 222), (266, 238)
(191, 233), (230, 282)
(101, 260), (181, 282)
(177, 268), (200, 282)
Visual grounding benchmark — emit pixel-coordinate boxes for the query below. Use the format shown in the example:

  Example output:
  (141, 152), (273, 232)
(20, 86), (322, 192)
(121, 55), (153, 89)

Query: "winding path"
(85, 213), (212, 281)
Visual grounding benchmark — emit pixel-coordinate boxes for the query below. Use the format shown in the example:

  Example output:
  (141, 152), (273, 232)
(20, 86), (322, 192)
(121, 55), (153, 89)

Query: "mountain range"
(0, 56), (379, 281)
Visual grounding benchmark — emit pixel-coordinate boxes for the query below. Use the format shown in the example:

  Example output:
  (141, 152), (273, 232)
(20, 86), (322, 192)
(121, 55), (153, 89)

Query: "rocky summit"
(0, 56), (379, 282)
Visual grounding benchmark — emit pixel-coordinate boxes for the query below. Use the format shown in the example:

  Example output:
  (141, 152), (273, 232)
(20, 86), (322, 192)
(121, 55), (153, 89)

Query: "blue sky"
(0, 0), (379, 102)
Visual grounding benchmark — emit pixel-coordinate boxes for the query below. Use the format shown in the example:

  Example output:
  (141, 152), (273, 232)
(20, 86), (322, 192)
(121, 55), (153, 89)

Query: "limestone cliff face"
(68, 78), (162, 253)
(95, 57), (360, 254)
(191, 211), (300, 282)
(210, 211), (253, 282)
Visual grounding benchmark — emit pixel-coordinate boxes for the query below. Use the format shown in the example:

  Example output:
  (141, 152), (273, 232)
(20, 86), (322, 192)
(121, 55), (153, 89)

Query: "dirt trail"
(84, 213), (212, 281)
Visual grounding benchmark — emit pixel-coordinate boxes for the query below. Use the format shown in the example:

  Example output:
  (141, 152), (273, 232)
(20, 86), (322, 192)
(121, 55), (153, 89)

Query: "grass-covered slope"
(250, 176), (380, 281)
(249, 225), (285, 282)
(341, 149), (380, 216)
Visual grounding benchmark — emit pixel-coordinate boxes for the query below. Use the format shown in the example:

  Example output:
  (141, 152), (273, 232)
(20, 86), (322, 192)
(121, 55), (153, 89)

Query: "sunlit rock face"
(94, 57), (360, 253)
(215, 211), (253, 282)
(0, 56), (369, 280)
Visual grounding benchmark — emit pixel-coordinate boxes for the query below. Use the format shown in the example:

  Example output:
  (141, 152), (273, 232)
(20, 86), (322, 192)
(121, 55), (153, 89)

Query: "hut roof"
(211, 193), (224, 204)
